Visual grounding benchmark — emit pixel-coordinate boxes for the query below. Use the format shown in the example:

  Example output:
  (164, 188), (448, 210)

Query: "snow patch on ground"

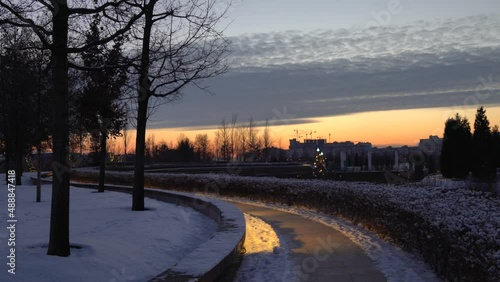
(0, 180), (217, 282)
(241, 213), (280, 255)
(235, 213), (297, 282)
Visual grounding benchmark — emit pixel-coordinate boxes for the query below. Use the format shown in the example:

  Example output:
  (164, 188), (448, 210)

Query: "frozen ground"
(0, 176), (218, 282)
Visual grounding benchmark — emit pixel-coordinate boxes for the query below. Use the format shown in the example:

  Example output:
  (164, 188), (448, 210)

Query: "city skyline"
(124, 105), (500, 151)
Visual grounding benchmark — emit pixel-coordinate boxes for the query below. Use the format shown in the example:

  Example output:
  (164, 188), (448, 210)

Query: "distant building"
(288, 135), (443, 172)
(418, 135), (443, 155)
(288, 138), (372, 162)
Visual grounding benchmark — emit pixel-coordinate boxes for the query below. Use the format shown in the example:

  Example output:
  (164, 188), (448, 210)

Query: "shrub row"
(72, 170), (500, 281)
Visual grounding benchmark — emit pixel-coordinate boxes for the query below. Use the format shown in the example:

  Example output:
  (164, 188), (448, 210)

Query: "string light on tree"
(313, 148), (327, 178)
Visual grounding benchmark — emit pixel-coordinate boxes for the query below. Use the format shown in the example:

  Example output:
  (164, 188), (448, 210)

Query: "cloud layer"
(150, 14), (500, 129)
(229, 14), (500, 68)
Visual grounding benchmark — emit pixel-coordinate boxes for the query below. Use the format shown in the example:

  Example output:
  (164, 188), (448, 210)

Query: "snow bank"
(0, 183), (217, 282)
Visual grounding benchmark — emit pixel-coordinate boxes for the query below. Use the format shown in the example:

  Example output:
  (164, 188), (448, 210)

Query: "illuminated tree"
(313, 148), (327, 178)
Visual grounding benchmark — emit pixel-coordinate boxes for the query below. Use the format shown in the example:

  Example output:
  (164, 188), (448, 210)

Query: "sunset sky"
(131, 0), (500, 149)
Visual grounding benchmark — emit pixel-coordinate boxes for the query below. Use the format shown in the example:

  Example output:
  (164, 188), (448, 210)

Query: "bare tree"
(262, 119), (272, 162)
(230, 113), (237, 160)
(216, 119), (231, 161)
(247, 117), (261, 160)
(145, 133), (157, 159)
(236, 124), (247, 161)
(123, 123), (131, 155)
(129, 0), (231, 210)
(214, 130), (221, 160)
(194, 134), (210, 161)
(121, 101), (133, 156)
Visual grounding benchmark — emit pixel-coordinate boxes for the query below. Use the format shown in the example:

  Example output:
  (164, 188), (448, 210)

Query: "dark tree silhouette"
(440, 113), (472, 178)
(492, 126), (500, 168)
(129, 0), (231, 211)
(262, 119), (272, 162)
(0, 28), (50, 186)
(472, 106), (495, 179)
(77, 13), (127, 192)
(194, 134), (211, 161)
(177, 137), (195, 162)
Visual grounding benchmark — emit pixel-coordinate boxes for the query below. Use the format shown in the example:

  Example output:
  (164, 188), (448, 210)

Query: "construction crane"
(292, 129), (308, 141)
(306, 131), (317, 140)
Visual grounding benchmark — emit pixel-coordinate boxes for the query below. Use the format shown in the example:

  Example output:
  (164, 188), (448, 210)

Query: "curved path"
(231, 202), (386, 282)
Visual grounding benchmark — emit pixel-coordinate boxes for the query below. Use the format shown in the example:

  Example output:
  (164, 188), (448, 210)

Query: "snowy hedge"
(72, 170), (500, 282)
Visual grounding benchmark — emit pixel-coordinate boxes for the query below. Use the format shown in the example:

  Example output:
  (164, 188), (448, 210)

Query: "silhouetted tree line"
(0, 19), (127, 189)
(143, 134), (212, 163)
(213, 116), (283, 162)
(0, 28), (52, 184)
(441, 106), (499, 180)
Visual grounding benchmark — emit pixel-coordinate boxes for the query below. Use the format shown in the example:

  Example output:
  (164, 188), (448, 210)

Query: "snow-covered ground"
(235, 214), (296, 282)
(0, 176), (217, 282)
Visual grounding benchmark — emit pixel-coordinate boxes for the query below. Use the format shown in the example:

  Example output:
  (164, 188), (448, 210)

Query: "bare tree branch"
(0, 1), (52, 48)
(68, 0), (126, 15)
(67, 9), (144, 53)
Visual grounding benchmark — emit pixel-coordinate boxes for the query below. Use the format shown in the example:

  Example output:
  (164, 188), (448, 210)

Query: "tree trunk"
(79, 130), (83, 155)
(5, 136), (12, 184)
(98, 131), (107, 192)
(36, 60), (42, 203)
(132, 3), (153, 211)
(132, 98), (148, 210)
(36, 143), (41, 202)
(47, 1), (70, 257)
(15, 146), (22, 185)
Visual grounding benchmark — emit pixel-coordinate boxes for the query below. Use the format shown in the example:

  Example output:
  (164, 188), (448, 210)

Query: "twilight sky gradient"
(143, 0), (500, 147)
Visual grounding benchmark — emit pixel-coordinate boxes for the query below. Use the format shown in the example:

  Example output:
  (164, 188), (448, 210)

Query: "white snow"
(0, 177), (218, 282)
(147, 189), (246, 278)
(235, 213), (296, 282)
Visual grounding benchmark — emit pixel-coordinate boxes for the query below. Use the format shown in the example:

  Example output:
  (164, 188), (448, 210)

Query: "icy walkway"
(233, 202), (386, 282)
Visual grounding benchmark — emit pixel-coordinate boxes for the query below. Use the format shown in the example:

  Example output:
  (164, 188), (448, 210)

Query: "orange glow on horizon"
(116, 105), (500, 152)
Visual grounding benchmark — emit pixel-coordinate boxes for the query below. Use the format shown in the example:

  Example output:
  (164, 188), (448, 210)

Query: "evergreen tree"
(177, 137), (195, 162)
(440, 113), (472, 178)
(0, 28), (51, 185)
(472, 106), (495, 179)
(77, 12), (128, 192)
(491, 125), (500, 169)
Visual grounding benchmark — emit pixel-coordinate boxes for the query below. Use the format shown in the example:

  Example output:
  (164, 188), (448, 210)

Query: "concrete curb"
(31, 177), (246, 282)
